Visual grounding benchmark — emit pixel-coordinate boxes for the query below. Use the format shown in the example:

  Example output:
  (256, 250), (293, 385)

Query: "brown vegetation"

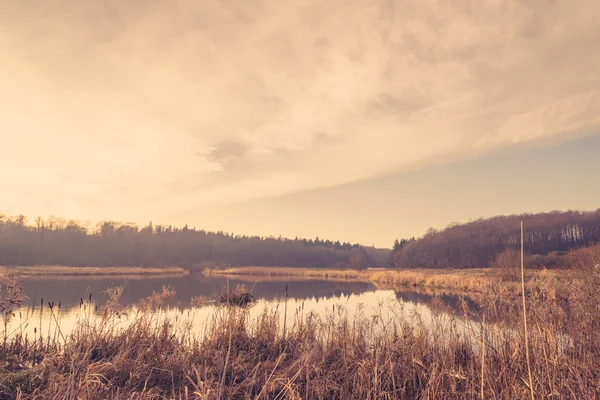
(205, 266), (364, 281)
(215, 284), (257, 308)
(2, 266), (189, 277)
(209, 246), (600, 300)
(0, 223), (598, 398)
(1, 253), (600, 399)
(207, 265), (572, 296)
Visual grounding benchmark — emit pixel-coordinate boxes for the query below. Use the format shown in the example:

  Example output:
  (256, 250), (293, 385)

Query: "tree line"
(391, 209), (600, 269)
(0, 215), (389, 269)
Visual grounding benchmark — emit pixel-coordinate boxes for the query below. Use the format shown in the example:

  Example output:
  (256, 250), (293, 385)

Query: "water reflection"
(7, 275), (483, 346)
(394, 290), (482, 315)
(20, 273), (377, 309)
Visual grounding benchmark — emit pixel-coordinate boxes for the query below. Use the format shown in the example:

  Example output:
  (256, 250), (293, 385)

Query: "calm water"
(18, 273), (377, 309)
(6, 274), (482, 342)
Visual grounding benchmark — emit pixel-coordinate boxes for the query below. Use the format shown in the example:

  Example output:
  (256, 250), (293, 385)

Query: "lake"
(5, 273), (482, 343)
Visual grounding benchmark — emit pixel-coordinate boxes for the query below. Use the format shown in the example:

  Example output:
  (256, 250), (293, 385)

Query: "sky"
(1, 0), (599, 247)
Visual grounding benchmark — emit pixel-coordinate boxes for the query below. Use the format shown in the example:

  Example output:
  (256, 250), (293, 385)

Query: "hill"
(391, 209), (600, 269)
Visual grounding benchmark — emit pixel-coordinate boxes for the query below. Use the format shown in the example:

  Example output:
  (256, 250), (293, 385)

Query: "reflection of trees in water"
(20, 274), (377, 309)
(393, 289), (539, 330)
(394, 289), (481, 317)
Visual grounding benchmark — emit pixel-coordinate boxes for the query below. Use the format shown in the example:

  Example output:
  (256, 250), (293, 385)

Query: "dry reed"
(1, 250), (599, 399)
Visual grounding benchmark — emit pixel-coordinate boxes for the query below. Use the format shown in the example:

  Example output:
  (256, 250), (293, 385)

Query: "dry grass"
(205, 266), (365, 281)
(369, 268), (495, 292)
(0, 272), (599, 399)
(215, 284), (257, 307)
(370, 268), (571, 297)
(1, 248), (599, 399)
(2, 265), (189, 277)
(207, 266), (571, 296)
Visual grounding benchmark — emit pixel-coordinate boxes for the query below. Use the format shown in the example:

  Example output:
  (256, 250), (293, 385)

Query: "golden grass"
(2, 265), (189, 277)
(3, 249), (598, 398)
(369, 268), (494, 291)
(206, 266), (570, 295)
(1, 266), (599, 399)
(204, 266), (365, 281)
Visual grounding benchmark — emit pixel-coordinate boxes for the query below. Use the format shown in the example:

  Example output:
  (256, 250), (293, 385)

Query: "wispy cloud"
(1, 0), (599, 221)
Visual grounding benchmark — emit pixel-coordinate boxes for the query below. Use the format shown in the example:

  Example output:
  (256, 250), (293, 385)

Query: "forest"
(3, 209), (599, 271)
(391, 209), (600, 269)
(0, 215), (388, 269)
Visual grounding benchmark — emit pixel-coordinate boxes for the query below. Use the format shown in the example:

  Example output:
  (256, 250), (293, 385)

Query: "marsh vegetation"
(1, 246), (599, 399)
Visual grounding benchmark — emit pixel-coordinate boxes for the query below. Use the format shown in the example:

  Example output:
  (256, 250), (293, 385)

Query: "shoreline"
(2, 265), (572, 295)
(204, 266), (366, 281)
(1, 265), (189, 277)
(205, 265), (571, 295)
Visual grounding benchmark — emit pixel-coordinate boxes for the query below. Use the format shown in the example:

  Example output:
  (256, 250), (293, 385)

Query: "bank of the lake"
(2, 266), (599, 399)
(1, 265), (189, 277)
(204, 266), (365, 280)
(204, 265), (571, 295)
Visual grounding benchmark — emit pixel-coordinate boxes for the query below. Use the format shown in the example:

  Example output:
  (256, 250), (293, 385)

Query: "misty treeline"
(391, 209), (600, 269)
(0, 215), (389, 269)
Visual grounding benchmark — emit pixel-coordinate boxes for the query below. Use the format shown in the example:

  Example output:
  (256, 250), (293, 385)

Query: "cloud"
(0, 0), (599, 221)
(208, 142), (249, 164)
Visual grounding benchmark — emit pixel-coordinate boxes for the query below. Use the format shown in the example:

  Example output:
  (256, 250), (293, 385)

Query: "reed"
(521, 222), (535, 400)
(207, 265), (572, 296)
(1, 250), (599, 399)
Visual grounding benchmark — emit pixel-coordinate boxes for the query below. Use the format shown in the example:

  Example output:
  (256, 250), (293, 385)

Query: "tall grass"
(1, 252), (600, 399)
(369, 268), (498, 293)
(207, 265), (571, 296)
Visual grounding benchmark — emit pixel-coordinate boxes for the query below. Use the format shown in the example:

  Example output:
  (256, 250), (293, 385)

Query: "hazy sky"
(1, 0), (599, 247)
